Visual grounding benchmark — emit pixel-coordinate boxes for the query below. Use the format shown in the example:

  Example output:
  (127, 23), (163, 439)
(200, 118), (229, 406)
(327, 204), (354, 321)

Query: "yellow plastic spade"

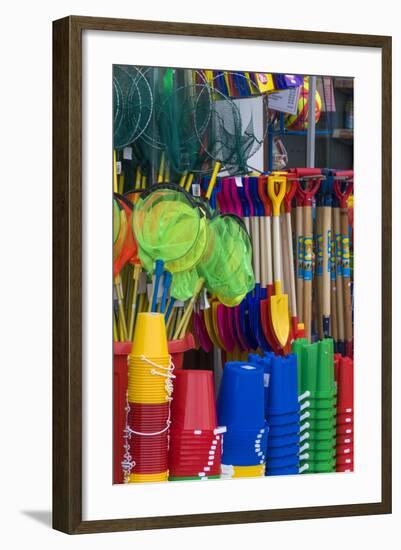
(267, 175), (290, 348)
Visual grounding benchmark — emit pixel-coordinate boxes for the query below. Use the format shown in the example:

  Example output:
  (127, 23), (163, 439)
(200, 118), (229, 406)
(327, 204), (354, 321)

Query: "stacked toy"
(292, 338), (337, 473)
(125, 312), (174, 483)
(218, 362), (267, 479)
(335, 355), (354, 472)
(168, 370), (223, 481)
(264, 354), (307, 475)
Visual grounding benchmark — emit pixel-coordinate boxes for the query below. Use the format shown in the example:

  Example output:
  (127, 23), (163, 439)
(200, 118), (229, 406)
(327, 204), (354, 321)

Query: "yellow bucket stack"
(126, 313), (173, 483)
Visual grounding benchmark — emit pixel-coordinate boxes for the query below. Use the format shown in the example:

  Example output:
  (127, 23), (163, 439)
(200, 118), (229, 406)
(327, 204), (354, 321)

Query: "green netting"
(197, 214), (255, 305)
(113, 67), (269, 191)
(157, 83), (213, 179)
(113, 66), (153, 150)
(213, 72), (267, 168)
(170, 269), (202, 302)
(132, 185), (202, 269)
(194, 85), (262, 176)
(165, 216), (208, 273)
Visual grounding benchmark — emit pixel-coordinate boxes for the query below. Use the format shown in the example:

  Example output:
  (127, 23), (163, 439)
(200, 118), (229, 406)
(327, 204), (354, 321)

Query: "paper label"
(297, 236), (304, 278)
(268, 86), (301, 115)
(235, 176), (243, 188)
(116, 161), (122, 175)
(330, 233), (336, 280)
(123, 147), (132, 160)
(316, 233), (323, 276)
(192, 183), (201, 197)
(327, 229), (332, 273)
(199, 289), (210, 310)
(146, 283), (154, 302)
(335, 233), (343, 276)
(342, 236), (351, 277)
(303, 237), (313, 281)
(137, 272), (147, 294)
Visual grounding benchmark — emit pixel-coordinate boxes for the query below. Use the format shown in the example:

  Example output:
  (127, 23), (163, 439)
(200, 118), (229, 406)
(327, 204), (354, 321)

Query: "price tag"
(192, 183), (201, 197)
(116, 161), (122, 175)
(137, 272), (147, 294)
(146, 283), (153, 302)
(123, 147), (133, 160)
(199, 289), (210, 310)
(235, 176), (243, 187)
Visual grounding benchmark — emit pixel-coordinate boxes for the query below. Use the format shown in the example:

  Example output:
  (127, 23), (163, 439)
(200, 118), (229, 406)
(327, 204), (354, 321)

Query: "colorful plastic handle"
(283, 176), (298, 214)
(248, 177), (265, 217)
(334, 170), (354, 209)
(236, 180), (251, 218)
(243, 177), (255, 217)
(292, 168), (322, 206)
(217, 178), (230, 213)
(267, 175), (286, 217)
(257, 175), (272, 216)
(228, 178), (244, 217)
(317, 171), (334, 207)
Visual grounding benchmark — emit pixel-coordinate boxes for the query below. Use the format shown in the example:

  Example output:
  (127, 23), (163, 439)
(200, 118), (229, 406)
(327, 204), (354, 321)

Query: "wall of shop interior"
(0, 1), (399, 549)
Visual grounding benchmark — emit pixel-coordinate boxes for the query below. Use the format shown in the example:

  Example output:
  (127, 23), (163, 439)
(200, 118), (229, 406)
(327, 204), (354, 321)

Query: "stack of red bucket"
(124, 312), (174, 483)
(113, 333), (196, 483)
(335, 355), (354, 472)
(168, 370), (223, 481)
(114, 341), (131, 484)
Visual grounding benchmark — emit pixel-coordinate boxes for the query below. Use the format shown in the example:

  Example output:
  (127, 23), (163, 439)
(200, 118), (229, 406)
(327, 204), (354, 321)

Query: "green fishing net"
(170, 269), (201, 302)
(197, 214), (255, 306)
(196, 74), (268, 175)
(132, 185), (203, 269)
(157, 83), (213, 179)
(113, 65), (153, 150)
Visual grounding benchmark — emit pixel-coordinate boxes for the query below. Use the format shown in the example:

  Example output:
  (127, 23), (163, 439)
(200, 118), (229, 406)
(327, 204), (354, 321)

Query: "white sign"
(268, 86), (301, 115)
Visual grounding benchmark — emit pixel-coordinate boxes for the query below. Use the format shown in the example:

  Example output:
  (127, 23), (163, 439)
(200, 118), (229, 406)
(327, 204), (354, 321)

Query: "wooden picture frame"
(53, 15), (392, 534)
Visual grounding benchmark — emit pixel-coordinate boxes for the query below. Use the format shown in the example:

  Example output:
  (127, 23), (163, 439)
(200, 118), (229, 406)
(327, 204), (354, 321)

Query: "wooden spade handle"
(322, 206), (332, 317)
(316, 205), (323, 340)
(251, 217), (261, 284)
(330, 210), (338, 342)
(265, 216), (273, 286)
(333, 207), (345, 343)
(295, 205), (304, 323)
(303, 205), (313, 341)
(281, 213), (289, 296)
(260, 217), (268, 287)
(272, 215), (282, 288)
(341, 207), (353, 344)
(285, 212), (297, 317)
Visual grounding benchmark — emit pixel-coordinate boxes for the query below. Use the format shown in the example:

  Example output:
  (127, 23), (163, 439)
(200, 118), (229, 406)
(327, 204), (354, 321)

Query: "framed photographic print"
(52, 16), (392, 534)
